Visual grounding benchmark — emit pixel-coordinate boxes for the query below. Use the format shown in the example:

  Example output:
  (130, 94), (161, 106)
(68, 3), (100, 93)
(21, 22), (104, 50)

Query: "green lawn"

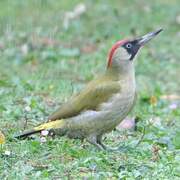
(0, 0), (180, 179)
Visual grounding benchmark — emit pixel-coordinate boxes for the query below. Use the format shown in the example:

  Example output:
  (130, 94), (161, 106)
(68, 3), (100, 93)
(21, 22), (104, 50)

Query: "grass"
(0, 0), (180, 179)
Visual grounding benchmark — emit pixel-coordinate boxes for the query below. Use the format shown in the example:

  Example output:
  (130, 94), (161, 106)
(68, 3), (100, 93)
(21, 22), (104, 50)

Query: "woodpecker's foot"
(96, 143), (127, 152)
(106, 145), (130, 152)
(87, 135), (105, 151)
(96, 135), (117, 151)
(96, 135), (127, 152)
(97, 143), (120, 152)
(87, 135), (126, 151)
(96, 135), (118, 151)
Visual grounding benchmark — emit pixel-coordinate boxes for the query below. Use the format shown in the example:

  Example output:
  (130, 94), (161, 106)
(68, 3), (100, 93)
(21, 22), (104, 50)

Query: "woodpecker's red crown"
(108, 39), (128, 67)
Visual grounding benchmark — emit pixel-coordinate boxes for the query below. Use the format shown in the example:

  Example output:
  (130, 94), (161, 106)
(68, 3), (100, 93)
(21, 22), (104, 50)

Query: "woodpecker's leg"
(86, 135), (105, 150)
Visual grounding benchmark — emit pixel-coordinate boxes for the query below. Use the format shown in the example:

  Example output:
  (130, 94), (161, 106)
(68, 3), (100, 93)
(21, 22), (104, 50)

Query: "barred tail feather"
(15, 119), (65, 139)
(15, 129), (42, 139)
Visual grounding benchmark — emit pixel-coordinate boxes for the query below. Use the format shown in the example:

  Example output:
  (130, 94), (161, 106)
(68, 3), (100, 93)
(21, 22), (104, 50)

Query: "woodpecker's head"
(107, 29), (163, 70)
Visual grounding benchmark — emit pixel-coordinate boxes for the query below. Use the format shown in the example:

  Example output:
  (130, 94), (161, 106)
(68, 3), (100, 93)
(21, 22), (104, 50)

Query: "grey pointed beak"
(137, 28), (163, 46)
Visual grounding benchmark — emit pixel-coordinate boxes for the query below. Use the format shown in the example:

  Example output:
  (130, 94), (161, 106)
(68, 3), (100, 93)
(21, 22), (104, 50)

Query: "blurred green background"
(0, 0), (180, 179)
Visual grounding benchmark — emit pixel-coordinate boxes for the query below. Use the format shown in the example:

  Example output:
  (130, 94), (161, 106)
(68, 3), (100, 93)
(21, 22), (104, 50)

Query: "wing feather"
(48, 77), (120, 121)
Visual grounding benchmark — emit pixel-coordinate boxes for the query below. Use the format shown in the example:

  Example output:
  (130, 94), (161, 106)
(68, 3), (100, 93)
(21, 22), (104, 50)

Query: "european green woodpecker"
(16, 29), (162, 150)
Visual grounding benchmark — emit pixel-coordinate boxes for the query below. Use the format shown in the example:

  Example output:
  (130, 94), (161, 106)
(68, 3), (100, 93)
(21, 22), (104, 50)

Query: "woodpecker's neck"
(106, 60), (136, 94)
(107, 61), (135, 79)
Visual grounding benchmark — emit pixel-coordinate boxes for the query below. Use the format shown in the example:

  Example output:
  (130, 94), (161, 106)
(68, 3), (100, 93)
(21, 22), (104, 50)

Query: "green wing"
(48, 77), (120, 121)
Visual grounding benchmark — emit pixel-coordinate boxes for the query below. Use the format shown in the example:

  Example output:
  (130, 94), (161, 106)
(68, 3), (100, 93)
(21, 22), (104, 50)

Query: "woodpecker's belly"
(66, 82), (136, 137)
(98, 88), (136, 132)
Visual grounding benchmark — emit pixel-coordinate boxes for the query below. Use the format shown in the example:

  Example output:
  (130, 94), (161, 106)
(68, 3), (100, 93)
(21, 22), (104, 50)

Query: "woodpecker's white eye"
(126, 43), (132, 48)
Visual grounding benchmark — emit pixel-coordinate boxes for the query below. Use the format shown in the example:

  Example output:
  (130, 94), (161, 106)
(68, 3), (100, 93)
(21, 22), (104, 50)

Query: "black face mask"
(122, 40), (141, 60)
